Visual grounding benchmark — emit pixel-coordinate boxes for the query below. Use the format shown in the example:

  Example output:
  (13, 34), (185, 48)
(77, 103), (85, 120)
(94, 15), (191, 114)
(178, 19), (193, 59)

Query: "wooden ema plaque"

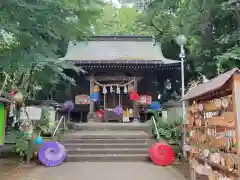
(182, 68), (240, 180)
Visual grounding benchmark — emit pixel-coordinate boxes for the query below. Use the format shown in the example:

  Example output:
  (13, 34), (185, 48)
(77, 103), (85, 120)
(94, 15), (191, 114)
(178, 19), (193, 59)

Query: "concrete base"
(71, 121), (152, 134)
(67, 154), (149, 162)
(64, 123), (153, 162)
(24, 162), (187, 180)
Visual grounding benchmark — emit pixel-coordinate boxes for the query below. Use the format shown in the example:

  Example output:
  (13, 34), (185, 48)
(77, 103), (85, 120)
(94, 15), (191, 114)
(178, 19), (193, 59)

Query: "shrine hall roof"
(182, 68), (240, 101)
(61, 36), (180, 65)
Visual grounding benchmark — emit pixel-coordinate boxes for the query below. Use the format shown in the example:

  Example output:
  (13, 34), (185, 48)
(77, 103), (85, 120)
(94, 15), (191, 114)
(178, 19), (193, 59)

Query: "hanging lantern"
(116, 86), (120, 94)
(93, 85), (100, 92)
(124, 86), (128, 94)
(102, 86), (107, 94)
(127, 84), (134, 93)
(13, 92), (24, 103)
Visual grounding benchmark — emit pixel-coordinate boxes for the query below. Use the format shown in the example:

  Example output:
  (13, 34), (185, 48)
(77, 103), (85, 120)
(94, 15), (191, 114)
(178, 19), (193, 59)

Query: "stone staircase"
(64, 122), (154, 162)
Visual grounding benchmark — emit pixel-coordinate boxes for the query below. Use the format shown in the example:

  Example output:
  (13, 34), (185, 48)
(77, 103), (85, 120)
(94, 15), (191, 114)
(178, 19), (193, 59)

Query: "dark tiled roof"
(182, 68), (240, 101)
(61, 36), (179, 64)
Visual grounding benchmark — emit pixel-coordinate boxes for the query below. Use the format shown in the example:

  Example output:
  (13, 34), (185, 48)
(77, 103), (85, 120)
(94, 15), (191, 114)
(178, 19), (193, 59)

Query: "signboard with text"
(75, 94), (90, 104)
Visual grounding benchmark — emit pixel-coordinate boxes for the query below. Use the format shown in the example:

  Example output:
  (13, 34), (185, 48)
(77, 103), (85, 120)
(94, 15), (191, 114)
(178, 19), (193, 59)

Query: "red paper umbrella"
(149, 142), (175, 166)
(130, 91), (140, 101)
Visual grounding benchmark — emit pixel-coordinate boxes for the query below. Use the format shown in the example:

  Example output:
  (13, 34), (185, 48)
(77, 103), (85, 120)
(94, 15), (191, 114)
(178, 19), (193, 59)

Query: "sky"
(104, 0), (134, 8)
(105, 0), (122, 8)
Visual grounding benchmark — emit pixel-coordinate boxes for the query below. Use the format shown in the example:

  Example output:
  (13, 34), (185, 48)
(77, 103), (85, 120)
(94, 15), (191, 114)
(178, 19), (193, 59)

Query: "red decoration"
(9, 90), (15, 96)
(97, 109), (104, 119)
(149, 142), (175, 166)
(130, 91), (140, 101)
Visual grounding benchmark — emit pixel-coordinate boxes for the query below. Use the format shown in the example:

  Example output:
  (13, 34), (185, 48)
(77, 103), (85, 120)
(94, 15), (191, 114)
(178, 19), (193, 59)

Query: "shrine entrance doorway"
(92, 74), (138, 122)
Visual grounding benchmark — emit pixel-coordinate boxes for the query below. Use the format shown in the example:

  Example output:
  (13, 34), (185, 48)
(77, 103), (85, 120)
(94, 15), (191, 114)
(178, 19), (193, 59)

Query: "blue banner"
(150, 101), (161, 111)
(90, 92), (100, 102)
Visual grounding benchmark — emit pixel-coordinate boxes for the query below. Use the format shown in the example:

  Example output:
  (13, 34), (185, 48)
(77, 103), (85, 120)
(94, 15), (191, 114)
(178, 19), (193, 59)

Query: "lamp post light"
(176, 35), (187, 119)
(176, 34), (187, 158)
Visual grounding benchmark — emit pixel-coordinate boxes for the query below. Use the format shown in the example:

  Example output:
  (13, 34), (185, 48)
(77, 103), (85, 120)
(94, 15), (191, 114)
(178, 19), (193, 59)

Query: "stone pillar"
(87, 75), (94, 121)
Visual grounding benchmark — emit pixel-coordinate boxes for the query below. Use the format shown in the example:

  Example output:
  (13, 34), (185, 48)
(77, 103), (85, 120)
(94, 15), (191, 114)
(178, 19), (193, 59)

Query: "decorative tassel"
(103, 86), (107, 94)
(116, 86), (120, 94)
(110, 86), (114, 93)
(124, 86), (127, 94)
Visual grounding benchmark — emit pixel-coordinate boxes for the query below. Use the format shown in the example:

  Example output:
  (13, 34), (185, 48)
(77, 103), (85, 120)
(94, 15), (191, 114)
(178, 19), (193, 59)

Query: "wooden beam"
(87, 76), (142, 82)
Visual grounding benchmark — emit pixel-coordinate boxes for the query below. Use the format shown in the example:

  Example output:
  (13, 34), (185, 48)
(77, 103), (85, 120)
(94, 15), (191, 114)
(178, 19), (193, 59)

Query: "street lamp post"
(176, 35), (187, 158)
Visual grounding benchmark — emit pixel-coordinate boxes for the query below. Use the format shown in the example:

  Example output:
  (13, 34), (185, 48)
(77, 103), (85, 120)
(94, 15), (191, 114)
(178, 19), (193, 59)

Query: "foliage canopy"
(0, 0), (102, 98)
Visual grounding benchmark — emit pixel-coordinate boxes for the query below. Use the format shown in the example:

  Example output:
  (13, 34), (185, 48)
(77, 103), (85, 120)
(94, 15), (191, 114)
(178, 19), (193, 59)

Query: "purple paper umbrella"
(38, 141), (66, 167)
(112, 106), (123, 116)
(59, 100), (74, 112)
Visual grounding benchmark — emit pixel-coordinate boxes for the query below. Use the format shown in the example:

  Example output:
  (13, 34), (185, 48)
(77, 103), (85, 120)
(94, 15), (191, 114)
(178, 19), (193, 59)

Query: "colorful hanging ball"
(13, 92), (24, 103)
(93, 85), (100, 92)
(34, 151), (38, 157)
(24, 132), (31, 139)
(9, 90), (15, 96)
(113, 106), (123, 116)
(34, 136), (43, 145)
(127, 84), (134, 93)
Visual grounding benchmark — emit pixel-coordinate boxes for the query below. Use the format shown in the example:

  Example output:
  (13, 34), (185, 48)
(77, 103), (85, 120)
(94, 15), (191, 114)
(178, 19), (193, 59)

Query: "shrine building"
(61, 35), (181, 122)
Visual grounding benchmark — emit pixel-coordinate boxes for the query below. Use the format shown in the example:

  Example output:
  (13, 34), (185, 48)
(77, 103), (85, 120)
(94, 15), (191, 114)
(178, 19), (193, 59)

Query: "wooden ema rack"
(181, 68), (240, 180)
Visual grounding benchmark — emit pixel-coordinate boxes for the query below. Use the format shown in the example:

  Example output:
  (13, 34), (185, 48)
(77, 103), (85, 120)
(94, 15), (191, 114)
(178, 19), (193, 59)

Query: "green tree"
(94, 3), (151, 35)
(0, 0), (102, 98)
(141, 0), (240, 79)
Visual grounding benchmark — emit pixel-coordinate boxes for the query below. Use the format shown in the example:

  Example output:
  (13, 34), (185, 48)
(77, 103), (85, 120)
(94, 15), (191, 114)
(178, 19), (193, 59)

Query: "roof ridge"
(182, 68), (240, 101)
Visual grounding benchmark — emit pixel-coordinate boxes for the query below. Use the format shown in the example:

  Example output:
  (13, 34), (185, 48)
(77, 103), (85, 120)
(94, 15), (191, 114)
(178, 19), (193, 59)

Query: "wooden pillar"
(88, 75), (94, 121)
(189, 159), (196, 180)
(133, 77), (138, 121)
(232, 74), (240, 175)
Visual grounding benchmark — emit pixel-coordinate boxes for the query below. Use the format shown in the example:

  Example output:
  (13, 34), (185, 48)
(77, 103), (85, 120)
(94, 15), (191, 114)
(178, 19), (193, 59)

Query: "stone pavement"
(22, 162), (186, 180)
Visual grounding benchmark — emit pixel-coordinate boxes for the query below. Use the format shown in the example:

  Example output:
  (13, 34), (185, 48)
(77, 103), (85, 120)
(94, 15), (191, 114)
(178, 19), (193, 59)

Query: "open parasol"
(149, 142), (175, 166)
(38, 141), (66, 167)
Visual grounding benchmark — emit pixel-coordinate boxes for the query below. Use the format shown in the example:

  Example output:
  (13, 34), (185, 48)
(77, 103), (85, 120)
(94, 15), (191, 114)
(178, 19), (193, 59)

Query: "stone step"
(64, 130), (151, 139)
(72, 122), (151, 132)
(64, 143), (148, 149)
(64, 138), (150, 144)
(66, 154), (149, 162)
(67, 148), (149, 155)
